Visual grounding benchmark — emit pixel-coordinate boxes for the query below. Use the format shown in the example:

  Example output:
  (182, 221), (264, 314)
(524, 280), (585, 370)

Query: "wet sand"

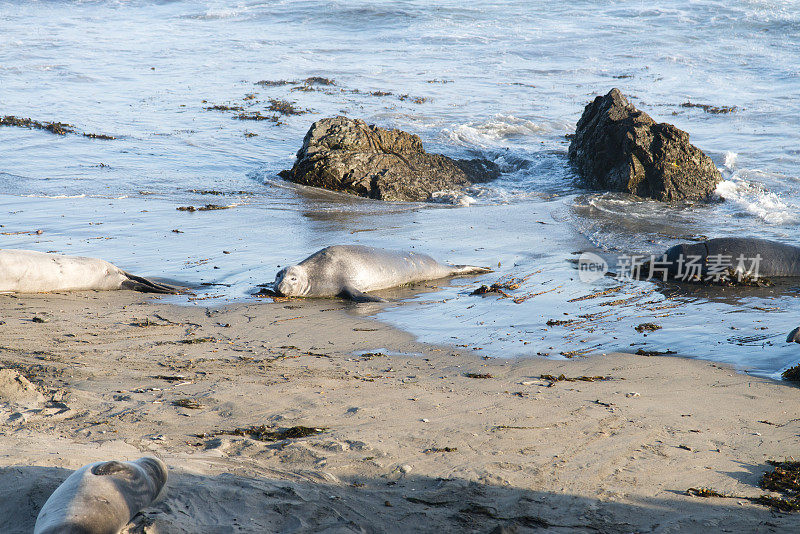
(0, 291), (798, 533)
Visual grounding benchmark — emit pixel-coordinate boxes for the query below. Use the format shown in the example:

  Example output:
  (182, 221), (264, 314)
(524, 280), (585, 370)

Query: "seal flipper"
(449, 264), (493, 275)
(339, 286), (387, 303)
(121, 272), (182, 294)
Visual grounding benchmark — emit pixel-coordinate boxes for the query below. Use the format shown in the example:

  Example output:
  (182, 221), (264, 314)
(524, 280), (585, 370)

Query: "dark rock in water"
(280, 116), (500, 202)
(568, 88), (722, 201)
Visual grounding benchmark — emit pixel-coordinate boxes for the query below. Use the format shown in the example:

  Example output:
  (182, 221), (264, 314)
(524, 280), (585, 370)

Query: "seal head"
(276, 265), (310, 297)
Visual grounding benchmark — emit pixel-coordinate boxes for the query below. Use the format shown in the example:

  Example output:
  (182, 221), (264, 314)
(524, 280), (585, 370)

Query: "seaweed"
(202, 425), (325, 442)
(358, 352), (386, 360)
(423, 447), (457, 453)
(82, 133), (117, 140)
(686, 487), (727, 498)
(1, 115), (114, 139)
(635, 348), (677, 356)
(303, 76), (335, 86)
(546, 318), (575, 327)
(464, 372), (493, 379)
(176, 204), (232, 212)
(680, 101), (737, 114)
(370, 90), (393, 97)
(471, 273), (537, 297)
(151, 375), (189, 382)
(267, 98), (306, 116)
(255, 79), (296, 87)
(234, 111), (282, 123)
(172, 398), (204, 409)
(634, 323), (661, 333)
(686, 459), (800, 512)
(761, 460), (800, 498)
(781, 364), (800, 382)
(567, 286), (623, 302)
(1, 115), (74, 135)
(398, 94), (428, 104)
(204, 104), (244, 112)
(540, 374), (611, 386)
(178, 336), (215, 344)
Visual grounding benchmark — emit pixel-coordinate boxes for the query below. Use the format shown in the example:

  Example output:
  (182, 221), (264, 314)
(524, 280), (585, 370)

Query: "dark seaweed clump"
(303, 76), (335, 86)
(255, 79), (295, 87)
(267, 98), (306, 116)
(680, 101), (737, 114)
(1, 115), (115, 139)
(177, 205), (231, 212)
(204, 104), (244, 112)
(235, 111), (282, 123)
(540, 374), (611, 385)
(687, 460), (800, 512)
(1, 115), (74, 135)
(756, 460), (800, 511)
(781, 364), (800, 382)
(202, 425), (325, 442)
(464, 372), (493, 379)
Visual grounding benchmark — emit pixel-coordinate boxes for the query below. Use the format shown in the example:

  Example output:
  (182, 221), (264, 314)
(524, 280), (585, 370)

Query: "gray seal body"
(34, 456), (168, 534)
(0, 249), (177, 293)
(273, 245), (491, 301)
(662, 238), (800, 278)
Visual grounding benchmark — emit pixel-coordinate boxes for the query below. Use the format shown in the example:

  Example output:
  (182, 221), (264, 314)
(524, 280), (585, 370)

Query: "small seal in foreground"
(0, 249), (178, 293)
(34, 456), (168, 534)
(272, 245), (492, 302)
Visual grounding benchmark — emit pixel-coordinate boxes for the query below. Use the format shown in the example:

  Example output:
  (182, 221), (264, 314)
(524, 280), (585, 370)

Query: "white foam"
(23, 194), (86, 199)
(429, 190), (476, 206)
(723, 151), (738, 170)
(715, 177), (795, 225)
(446, 115), (547, 148)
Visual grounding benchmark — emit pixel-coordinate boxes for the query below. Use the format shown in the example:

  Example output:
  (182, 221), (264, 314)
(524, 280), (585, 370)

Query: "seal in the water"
(0, 249), (178, 293)
(34, 456), (168, 534)
(787, 327), (800, 343)
(271, 245), (492, 302)
(660, 238), (800, 279)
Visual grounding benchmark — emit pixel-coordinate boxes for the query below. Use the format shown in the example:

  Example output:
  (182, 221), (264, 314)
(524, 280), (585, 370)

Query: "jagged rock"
(568, 88), (722, 201)
(279, 117), (499, 202)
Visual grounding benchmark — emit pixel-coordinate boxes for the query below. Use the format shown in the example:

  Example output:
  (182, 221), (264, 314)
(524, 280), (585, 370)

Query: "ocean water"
(1, 0), (799, 377)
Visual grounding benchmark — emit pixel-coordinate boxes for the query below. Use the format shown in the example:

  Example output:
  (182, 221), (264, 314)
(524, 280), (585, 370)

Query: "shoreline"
(1, 291), (798, 532)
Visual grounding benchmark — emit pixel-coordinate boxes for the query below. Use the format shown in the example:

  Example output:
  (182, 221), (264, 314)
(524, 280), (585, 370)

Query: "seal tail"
(121, 272), (184, 294)
(449, 265), (494, 275)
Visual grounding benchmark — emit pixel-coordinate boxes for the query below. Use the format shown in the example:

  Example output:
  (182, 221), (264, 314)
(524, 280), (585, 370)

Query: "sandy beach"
(0, 291), (797, 533)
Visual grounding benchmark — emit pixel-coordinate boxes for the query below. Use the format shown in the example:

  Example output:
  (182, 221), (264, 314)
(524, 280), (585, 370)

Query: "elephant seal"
(0, 249), (178, 293)
(787, 327), (800, 343)
(272, 245), (492, 302)
(34, 456), (168, 534)
(656, 238), (800, 280)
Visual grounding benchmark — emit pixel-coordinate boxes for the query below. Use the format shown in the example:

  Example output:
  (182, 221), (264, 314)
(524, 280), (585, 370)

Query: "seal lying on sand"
(655, 238), (800, 279)
(34, 457), (168, 534)
(271, 245), (492, 302)
(0, 249), (178, 293)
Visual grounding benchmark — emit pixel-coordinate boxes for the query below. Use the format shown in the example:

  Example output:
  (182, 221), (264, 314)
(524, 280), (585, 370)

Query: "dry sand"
(0, 291), (798, 533)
